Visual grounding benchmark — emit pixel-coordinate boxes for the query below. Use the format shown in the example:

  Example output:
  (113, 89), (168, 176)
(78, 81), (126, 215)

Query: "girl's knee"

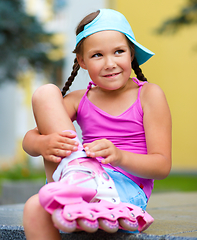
(32, 84), (61, 105)
(23, 194), (48, 233)
(23, 194), (60, 239)
(23, 194), (42, 223)
(23, 194), (48, 230)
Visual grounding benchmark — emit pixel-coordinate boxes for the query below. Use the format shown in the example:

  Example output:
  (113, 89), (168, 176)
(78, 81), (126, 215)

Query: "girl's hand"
(83, 139), (122, 166)
(38, 131), (79, 163)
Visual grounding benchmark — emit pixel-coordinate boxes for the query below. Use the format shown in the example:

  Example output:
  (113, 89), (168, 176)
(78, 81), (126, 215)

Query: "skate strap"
(53, 151), (87, 182)
(60, 165), (96, 184)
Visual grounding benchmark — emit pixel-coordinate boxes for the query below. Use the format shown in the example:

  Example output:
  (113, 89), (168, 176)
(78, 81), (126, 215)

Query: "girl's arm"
(22, 128), (43, 157)
(84, 83), (172, 180)
(119, 83), (172, 180)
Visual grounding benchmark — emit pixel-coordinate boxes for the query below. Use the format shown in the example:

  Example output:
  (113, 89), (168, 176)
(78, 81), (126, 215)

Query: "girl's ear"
(77, 54), (87, 70)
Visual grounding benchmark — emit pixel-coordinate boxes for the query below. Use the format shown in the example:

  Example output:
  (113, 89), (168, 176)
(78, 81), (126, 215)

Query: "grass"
(0, 163), (46, 182)
(153, 172), (197, 192)
(0, 163), (46, 196)
(0, 163), (197, 193)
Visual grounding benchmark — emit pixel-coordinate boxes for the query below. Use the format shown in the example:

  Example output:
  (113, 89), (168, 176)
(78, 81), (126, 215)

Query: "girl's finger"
(58, 143), (78, 151)
(49, 155), (62, 163)
(54, 149), (72, 157)
(88, 148), (109, 158)
(60, 131), (76, 138)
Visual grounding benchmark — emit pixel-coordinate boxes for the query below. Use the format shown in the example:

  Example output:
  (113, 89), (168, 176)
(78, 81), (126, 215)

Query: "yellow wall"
(115, 0), (197, 170)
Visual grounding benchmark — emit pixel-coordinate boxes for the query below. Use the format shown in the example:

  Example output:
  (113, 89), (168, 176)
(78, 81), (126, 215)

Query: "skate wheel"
(98, 218), (119, 233)
(77, 218), (99, 233)
(52, 209), (76, 233)
(119, 218), (138, 231)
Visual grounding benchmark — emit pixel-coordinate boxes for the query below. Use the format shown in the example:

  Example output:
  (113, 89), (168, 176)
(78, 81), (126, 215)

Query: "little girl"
(23, 9), (171, 240)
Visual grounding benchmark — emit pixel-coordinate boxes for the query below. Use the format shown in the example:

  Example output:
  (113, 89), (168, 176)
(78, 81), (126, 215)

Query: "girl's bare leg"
(32, 84), (76, 181)
(32, 83), (75, 134)
(23, 194), (61, 240)
(24, 84), (76, 239)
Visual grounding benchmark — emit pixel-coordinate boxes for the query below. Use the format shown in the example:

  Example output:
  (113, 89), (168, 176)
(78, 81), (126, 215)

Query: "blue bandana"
(76, 9), (154, 65)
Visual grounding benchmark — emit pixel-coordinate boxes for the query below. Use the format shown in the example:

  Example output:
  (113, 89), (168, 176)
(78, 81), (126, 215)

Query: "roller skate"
(39, 155), (154, 233)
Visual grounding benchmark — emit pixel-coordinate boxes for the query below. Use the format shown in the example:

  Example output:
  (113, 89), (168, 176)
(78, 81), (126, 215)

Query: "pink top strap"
(87, 81), (96, 91)
(87, 78), (146, 92)
(132, 77), (147, 87)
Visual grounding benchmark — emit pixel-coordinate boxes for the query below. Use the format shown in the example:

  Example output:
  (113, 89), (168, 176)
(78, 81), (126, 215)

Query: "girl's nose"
(104, 56), (116, 69)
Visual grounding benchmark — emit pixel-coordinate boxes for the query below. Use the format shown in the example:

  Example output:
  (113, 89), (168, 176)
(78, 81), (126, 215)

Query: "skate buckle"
(102, 172), (109, 180)
(131, 212), (135, 217)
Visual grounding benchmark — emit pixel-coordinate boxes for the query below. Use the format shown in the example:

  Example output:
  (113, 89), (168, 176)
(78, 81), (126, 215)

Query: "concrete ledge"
(145, 192), (197, 239)
(1, 226), (196, 240)
(0, 192), (197, 240)
(0, 181), (44, 205)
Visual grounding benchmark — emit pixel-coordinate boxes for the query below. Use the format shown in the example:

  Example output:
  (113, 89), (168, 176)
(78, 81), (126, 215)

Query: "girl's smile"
(102, 72), (121, 78)
(77, 30), (132, 92)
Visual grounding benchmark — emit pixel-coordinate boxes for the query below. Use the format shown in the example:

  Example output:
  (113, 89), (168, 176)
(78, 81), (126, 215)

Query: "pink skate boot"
(39, 156), (154, 233)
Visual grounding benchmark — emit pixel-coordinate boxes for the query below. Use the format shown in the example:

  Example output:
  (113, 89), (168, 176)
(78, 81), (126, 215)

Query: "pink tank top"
(77, 77), (154, 199)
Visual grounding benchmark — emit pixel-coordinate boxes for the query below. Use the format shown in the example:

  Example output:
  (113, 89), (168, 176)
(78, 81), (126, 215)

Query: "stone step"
(1, 192), (197, 240)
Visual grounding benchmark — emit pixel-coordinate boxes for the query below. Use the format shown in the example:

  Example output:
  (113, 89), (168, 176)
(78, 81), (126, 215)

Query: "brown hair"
(61, 10), (147, 96)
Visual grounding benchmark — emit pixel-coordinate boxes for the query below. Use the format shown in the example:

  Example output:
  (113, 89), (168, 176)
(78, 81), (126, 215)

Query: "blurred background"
(0, 0), (196, 204)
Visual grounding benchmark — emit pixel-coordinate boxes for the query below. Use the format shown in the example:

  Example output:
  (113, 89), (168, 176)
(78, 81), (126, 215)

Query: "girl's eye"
(115, 49), (124, 54)
(92, 53), (102, 58)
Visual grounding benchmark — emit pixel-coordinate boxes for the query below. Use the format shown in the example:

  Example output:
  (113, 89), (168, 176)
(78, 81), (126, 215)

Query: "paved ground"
(145, 192), (197, 238)
(0, 192), (197, 239)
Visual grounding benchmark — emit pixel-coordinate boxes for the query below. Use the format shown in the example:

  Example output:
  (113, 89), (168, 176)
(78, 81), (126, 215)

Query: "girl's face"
(77, 30), (133, 92)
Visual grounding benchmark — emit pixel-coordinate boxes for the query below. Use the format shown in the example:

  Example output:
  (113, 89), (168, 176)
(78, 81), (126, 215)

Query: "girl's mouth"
(103, 72), (120, 78)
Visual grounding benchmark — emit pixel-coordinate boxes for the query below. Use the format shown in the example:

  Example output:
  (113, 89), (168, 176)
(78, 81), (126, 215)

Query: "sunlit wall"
(115, 0), (197, 171)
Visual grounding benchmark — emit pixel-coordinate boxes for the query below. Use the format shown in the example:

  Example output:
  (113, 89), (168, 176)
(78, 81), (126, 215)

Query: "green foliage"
(0, 0), (64, 84)
(153, 173), (197, 192)
(156, 0), (197, 34)
(0, 163), (196, 193)
(0, 162), (46, 181)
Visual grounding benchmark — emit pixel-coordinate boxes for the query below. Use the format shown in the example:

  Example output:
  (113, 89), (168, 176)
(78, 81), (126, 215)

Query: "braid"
(61, 58), (80, 96)
(132, 57), (147, 82)
(61, 11), (100, 97)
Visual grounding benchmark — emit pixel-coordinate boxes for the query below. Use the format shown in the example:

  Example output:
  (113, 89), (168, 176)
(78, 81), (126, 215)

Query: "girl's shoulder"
(65, 89), (87, 99)
(141, 82), (165, 95)
(64, 89), (87, 106)
(140, 82), (168, 109)
(63, 89), (87, 120)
